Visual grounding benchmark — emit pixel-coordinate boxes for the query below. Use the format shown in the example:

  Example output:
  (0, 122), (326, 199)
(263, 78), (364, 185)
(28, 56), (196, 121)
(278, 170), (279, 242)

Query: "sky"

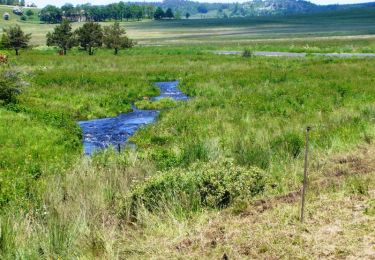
(32, 0), (374, 8)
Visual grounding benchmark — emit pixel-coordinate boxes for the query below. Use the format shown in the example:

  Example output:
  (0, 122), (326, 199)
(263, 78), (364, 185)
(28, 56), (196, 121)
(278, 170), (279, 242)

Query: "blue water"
(79, 81), (188, 155)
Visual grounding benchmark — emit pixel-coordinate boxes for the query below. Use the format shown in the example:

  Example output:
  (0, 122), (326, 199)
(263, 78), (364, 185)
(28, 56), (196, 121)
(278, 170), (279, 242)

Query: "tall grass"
(1, 46), (375, 257)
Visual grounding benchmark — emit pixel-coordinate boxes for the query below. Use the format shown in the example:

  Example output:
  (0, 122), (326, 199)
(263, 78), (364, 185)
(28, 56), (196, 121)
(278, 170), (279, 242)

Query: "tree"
(145, 5), (155, 19)
(0, 25), (31, 55)
(197, 5), (208, 14)
(40, 5), (62, 24)
(185, 12), (190, 19)
(131, 5), (143, 21)
(175, 10), (181, 19)
(61, 3), (75, 19)
(20, 0), (25, 6)
(124, 5), (132, 21)
(46, 19), (76, 55)
(75, 22), (103, 55)
(165, 8), (174, 19)
(103, 22), (134, 55)
(154, 7), (164, 20)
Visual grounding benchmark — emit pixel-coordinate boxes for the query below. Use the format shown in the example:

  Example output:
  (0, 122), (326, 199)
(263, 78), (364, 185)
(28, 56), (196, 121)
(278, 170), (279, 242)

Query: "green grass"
(1, 9), (375, 257)
(1, 6), (375, 47)
(1, 46), (375, 207)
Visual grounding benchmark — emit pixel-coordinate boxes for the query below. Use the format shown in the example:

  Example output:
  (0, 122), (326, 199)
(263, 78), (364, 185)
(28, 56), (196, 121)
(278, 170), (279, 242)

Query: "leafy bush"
(26, 10), (34, 17)
(242, 48), (253, 58)
(0, 70), (24, 104)
(130, 159), (266, 217)
(150, 148), (180, 169)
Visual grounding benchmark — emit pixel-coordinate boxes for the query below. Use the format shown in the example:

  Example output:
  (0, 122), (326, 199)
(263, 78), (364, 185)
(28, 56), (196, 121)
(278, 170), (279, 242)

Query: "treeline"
(1, 20), (134, 55)
(0, 0), (25, 6)
(40, 3), (179, 24)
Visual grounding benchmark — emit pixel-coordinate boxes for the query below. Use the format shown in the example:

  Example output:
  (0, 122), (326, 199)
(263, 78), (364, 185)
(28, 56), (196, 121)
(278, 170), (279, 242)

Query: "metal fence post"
(300, 126), (311, 223)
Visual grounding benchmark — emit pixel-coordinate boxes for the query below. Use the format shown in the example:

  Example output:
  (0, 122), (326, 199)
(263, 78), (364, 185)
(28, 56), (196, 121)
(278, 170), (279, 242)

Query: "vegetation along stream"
(79, 81), (188, 155)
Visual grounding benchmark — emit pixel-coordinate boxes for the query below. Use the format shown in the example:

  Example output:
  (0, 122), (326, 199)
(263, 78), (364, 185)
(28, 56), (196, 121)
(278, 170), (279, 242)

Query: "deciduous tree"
(40, 5), (63, 24)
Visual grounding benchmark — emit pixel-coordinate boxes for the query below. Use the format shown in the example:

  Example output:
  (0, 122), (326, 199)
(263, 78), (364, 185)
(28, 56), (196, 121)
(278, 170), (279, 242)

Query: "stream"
(79, 81), (188, 155)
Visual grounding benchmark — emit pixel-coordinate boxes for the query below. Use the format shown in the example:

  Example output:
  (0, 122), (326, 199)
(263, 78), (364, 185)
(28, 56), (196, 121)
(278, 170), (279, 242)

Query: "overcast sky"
(32, 0), (374, 8)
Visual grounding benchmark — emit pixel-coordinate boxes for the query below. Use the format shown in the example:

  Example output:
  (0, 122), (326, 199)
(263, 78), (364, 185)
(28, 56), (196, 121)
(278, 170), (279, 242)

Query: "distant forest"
(2, 0), (375, 23)
(0, 0), (28, 6)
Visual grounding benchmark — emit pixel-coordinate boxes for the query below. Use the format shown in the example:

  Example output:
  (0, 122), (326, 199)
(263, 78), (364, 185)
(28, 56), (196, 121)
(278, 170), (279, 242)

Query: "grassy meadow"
(1, 6), (375, 259)
(2, 4), (375, 48)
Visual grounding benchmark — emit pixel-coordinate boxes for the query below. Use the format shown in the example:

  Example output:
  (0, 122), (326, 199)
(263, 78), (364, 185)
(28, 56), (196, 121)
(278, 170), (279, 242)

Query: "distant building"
(25, 2), (37, 8)
(63, 10), (87, 22)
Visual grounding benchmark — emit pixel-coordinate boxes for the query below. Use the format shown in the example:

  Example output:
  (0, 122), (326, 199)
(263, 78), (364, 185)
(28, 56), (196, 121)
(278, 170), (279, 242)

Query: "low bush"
(242, 48), (253, 58)
(130, 159), (266, 218)
(0, 69), (24, 104)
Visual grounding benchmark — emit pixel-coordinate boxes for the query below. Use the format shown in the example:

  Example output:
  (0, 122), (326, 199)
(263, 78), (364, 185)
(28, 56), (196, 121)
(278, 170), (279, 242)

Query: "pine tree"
(154, 7), (164, 20)
(103, 22), (134, 55)
(46, 19), (76, 55)
(75, 22), (103, 55)
(165, 8), (174, 19)
(1, 25), (31, 55)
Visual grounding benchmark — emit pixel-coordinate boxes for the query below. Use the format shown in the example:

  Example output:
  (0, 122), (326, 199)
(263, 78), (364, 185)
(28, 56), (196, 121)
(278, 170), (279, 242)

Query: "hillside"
(0, 4), (39, 22)
(157, 0), (375, 18)
(2, 0), (375, 21)
(1, 6), (375, 46)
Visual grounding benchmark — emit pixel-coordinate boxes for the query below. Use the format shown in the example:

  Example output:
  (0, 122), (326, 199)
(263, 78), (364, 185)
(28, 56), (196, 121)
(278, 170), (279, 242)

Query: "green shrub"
(0, 70), (24, 105)
(130, 159), (266, 218)
(150, 148), (180, 169)
(26, 10), (34, 17)
(242, 48), (253, 58)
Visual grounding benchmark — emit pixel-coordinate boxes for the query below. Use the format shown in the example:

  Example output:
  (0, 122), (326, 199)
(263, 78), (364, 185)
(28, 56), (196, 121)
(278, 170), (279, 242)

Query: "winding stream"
(79, 81), (188, 155)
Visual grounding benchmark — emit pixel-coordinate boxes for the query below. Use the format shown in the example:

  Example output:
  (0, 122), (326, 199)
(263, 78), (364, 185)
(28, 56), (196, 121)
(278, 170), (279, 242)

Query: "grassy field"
(1, 7), (375, 259)
(1, 5), (375, 49)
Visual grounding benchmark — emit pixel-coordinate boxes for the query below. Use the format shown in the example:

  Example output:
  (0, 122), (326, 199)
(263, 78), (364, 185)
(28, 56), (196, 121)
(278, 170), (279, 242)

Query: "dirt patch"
(330, 146), (375, 177)
(246, 190), (301, 216)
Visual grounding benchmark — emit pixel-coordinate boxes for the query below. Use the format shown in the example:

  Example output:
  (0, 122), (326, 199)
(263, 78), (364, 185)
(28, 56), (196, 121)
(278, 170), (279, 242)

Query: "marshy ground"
(1, 6), (375, 258)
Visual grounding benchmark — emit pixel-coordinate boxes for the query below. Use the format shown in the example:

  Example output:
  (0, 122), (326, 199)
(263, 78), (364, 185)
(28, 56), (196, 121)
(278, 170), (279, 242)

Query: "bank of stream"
(79, 81), (188, 155)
